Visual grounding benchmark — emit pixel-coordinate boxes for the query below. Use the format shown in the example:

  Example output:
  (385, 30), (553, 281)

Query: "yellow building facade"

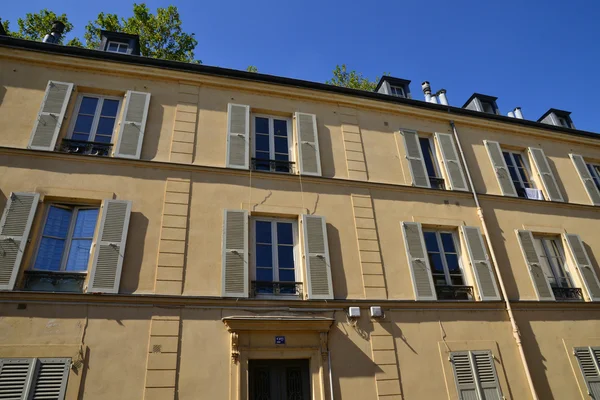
(1, 33), (600, 399)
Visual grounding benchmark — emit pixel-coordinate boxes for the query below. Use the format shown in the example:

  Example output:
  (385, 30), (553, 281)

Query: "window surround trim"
(390, 85), (406, 98)
(107, 41), (129, 53)
(251, 113), (294, 164)
(422, 229), (467, 287)
(67, 94), (123, 143)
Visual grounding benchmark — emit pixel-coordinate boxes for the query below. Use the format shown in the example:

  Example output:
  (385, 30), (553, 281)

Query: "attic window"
(107, 42), (129, 54)
(557, 116), (570, 128)
(390, 85), (406, 98)
(481, 101), (495, 114)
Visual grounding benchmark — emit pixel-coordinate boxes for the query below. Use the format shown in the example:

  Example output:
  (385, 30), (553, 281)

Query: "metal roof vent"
(42, 20), (65, 44)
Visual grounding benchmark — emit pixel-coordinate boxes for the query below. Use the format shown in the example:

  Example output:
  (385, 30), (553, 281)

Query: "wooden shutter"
(226, 103), (250, 169)
(450, 352), (479, 400)
(570, 154), (600, 205)
(296, 113), (322, 176)
(0, 358), (33, 398)
(0, 192), (39, 291)
(575, 347), (600, 399)
(484, 140), (517, 197)
(472, 351), (503, 400)
(29, 358), (70, 400)
(221, 210), (248, 297)
(528, 147), (564, 202)
(460, 226), (501, 301)
(564, 234), (600, 301)
(401, 130), (430, 188)
(88, 200), (132, 293)
(401, 222), (436, 300)
(28, 81), (74, 151)
(516, 230), (554, 300)
(302, 215), (333, 299)
(435, 132), (468, 191)
(114, 91), (151, 159)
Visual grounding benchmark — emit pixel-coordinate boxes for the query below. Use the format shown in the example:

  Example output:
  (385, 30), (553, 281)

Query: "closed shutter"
(484, 140), (517, 197)
(570, 154), (600, 206)
(575, 347), (600, 399)
(226, 104), (250, 169)
(0, 358), (33, 398)
(88, 200), (132, 293)
(295, 113), (322, 176)
(472, 351), (502, 400)
(401, 221), (436, 300)
(401, 130), (430, 188)
(0, 192), (40, 291)
(302, 215), (333, 299)
(516, 230), (554, 301)
(29, 358), (70, 399)
(460, 226), (501, 301)
(114, 91), (151, 159)
(450, 352), (479, 400)
(435, 132), (469, 191)
(221, 210), (248, 297)
(28, 81), (74, 151)
(528, 147), (564, 202)
(564, 234), (600, 301)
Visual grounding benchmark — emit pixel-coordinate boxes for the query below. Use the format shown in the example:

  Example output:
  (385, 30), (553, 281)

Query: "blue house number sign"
(275, 336), (286, 345)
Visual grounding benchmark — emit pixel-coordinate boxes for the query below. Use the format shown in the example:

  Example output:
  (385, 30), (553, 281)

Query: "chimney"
(42, 20), (65, 44)
(514, 107), (524, 119)
(421, 81), (432, 103)
(507, 111), (515, 118)
(437, 89), (449, 105)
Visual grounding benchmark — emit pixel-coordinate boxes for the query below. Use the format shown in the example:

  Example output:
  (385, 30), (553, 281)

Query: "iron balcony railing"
(435, 285), (474, 300)
(251, 158), (295, 174)
(251, 281), (303, 297)
(429, 177), (446, 190)
(552, 286), (584, 301)
(22, 270), (86, 293)
(59, 138), (112, 156)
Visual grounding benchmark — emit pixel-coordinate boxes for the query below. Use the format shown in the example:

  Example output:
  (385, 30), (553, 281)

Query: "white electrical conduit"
(449, 120), (539, 400)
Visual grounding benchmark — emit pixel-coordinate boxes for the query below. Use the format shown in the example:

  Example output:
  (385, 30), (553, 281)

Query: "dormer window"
(99, 30), (141, 56)
(390, 85), (406, 98)
(107, 41), (129, 54)
(481, 101), (495, 114)
(462, 93), (499, 115)
(375, 76), (411, 99)
(557, 116), (569, 128)
(537, 108), (575, 129)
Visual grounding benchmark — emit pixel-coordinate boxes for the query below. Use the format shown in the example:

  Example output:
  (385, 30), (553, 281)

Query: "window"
(423, 230), (470, 300)
(533, 236), (571, 288)
(107, 41), (129, 54)
(502, 150), (536, 198)
(481, 101), (495, 114)
(252, 115), (294, 173)
(390, 85), (406, 98)
(557, 116), (570, 128)
(419, 137), (445, 189)
(69, 95), (121, 144)
(450, 351), (503, 400)
(574, 347), (600, 398)
(587, 163), (600, 191)
(252, 218), (300, 296)
(0, 358), (70, 399)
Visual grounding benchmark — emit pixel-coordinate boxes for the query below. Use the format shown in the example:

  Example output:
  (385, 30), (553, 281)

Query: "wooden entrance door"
(249, 359), (310, 400)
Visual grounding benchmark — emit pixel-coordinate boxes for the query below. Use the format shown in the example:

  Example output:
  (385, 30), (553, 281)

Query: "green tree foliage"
(83, 3), (198, 62)
(246, 66), (258, 73)
(326, 64), (387, 91)
(1, 10), (76, 45)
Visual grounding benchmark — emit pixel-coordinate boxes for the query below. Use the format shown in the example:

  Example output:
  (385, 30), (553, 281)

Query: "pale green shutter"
(401, 130), (430, 188)
(302, 215), (333, 299)
(435, 132), (468, 191)
(472, 351), (502, 400)
(226, 104), (250, 169)
(516, 230), (554, 301)
(575, 347), (600, 399)
(450, 352), (479, 400)
(28, 81), (74, 151)
(222, 210), (248, 297)
(0, 192), (39, 291)
(401, 221), (436, 300)
(295, 113), (322, 176)
(114, 91), (151, 159)
(29, 358), (70, 399)
(460, 226), (501, 301)
(0, 358), (33, 398)
(569, 154), (600, 206)
(564, 234), (600, 301)
(528, 147), (564, 202)
(484, 140), (517, 197)
(88, 200), (132, 293)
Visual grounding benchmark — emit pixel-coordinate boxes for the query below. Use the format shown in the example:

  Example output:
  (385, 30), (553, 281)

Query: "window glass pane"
(256, 244), (273, 267)
(73, 209), (99, 238)
(503, 152), (514, 168)
(74, 115), (94, 134)
(255, 221), (272, 243)
(423, 232), (439, 252)
(276, 223), (293, 245)
(256, 268), (273, 281)
(279, 269), (295, 282)
(72, 133), (90, 141)
(94, 135), (112, 144)
(432, 274), (446, 286)
(43, 207), (72, 238)
(79, 97), (99, 115)
(117, 44), (128, 53)
(108, 43), (119, 52)
(445, 254), (460, 272)
(277, 246), (294, 269)
(440, 233), (456, 253)
(274, 137), (289, 154)
(273, 119), (288, 137)
(419, 138), (437, 178)
(255, 117), (269, 134)
(428, 253), (444, 273)
(450, 275), (465, 285)
(274, 153), (290, 162)
(96, 117), (116, 137)
(65, 239), (93, 271)
(101, 99), (120, 117)
(34, 238), (66, 271)
(255, 134), (270, 153)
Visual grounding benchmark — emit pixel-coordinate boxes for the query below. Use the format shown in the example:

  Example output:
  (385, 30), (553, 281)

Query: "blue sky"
(3, 0), (600, 132)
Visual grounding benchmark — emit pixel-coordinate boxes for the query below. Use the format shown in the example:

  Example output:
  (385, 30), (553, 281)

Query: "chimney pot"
(507, 111), (515, 118)
(421, 81), (432, 102)
(437, 89), (449, 105)
(514, 107), (524, 119)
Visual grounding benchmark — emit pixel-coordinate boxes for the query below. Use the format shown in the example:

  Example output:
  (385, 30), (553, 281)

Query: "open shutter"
(401, 130), (430, 188)
(570, 154), (600, 206)
(226, 104), (250, 169)
(88, 200), (132, 294)
(450, 352), (478, 400)
(221, 210), (248, 297)
(28, 81), (74, 151)
(516, 230), (554, 300)
(401, 221), (436, 300)
(29, 358), (70, 400)
(296, 113), (322, 176)
(302, 215), (333, 299)
(472, 351), (502, 400)
(0, 192), (39, 291)
(114, 91), (151, 159)
(564, 234), (600, 301)
(575, 347), (600, 399)
(528, 147), (564, 202)
(0, 358), (33, 398)
(460, 226), (501, 301)
(484, 140), (517, 197)
(435, 132), (468, 191)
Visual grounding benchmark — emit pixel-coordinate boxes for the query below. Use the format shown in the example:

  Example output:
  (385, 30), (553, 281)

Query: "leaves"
(326, 64), (387, 92)
(4, 9), (73, 44)
(246, 66), (258, 73)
